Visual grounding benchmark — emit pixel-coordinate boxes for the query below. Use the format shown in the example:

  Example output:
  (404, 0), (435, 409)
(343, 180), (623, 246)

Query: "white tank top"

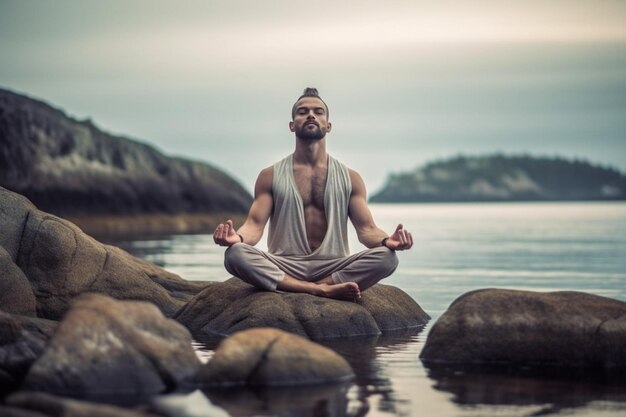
(268, 154), (352, 259)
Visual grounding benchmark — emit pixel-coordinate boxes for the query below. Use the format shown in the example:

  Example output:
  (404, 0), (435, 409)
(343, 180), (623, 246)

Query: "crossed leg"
(277, 274), (361, 300)
(223, 243), (398, 301)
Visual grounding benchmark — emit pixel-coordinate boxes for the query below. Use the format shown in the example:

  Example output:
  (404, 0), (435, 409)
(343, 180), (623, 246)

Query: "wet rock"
(0, 186), (208, 319)
(195, 328), (354, 386)
(205, 383), (354, 417)
(175, 278), (429, 339)
(23, 294), (201, 397)
(3, 391), (159, 417)
(420, 289), (626, 367)
(0, 312), (57, 390)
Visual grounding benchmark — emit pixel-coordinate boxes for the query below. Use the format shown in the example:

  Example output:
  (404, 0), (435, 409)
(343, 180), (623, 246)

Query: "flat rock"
(195, 327), (354, 386)
(175, 278), (430, 339)
(0, 186), (207, 319)
(420, 289), (626, 367)
(23, 294), (201, 397)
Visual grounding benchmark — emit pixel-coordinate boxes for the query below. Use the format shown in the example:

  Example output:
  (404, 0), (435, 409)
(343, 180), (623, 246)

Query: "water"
(108, 202), (626, 417)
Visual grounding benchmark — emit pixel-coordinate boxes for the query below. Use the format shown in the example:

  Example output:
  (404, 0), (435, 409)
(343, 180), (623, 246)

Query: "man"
(213, 88), (413, 300)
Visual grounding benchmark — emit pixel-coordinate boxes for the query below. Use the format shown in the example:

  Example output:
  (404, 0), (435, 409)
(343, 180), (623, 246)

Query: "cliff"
(371, 154), (626, 203)
(0, 88), (252, 232)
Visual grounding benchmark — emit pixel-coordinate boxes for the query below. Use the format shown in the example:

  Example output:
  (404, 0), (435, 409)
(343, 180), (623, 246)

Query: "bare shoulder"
(255, 166), (273, 195)
(348, 168), (366, 196)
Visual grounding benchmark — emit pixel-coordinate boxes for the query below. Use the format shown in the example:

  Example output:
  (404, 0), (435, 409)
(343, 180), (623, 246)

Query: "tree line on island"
(370, 154), (626, 203)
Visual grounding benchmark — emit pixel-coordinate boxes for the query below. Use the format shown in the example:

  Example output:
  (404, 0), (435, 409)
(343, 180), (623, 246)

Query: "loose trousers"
(224, 243), (399, 291)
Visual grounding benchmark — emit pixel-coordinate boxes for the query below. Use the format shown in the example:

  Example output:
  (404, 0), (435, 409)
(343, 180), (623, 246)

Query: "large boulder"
(194, 327), (354, 386)
(23, 294), (201, 397)
(420, 289), (626, 367)
(0, 246), (36, 316)
(0, 186), (207, 319)
(175, 278), (430, 339)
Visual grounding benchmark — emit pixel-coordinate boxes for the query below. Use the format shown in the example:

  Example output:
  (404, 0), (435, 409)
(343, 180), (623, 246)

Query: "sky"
(1, 0), (625, 193)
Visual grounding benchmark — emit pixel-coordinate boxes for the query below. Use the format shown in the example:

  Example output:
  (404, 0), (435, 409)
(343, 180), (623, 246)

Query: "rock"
(0, 87), (252, 221)
(0, 312), (57, 389)
(194, 327), (354, 386)
(3, 391), (159, 417)
(0, 246), (36, 316)
(23, 294), (201, 397)
(205, 383), (355, 417)
(0, 186), (207, 319)
(175, 278), (430, 339)
(420, 289), (626, 367)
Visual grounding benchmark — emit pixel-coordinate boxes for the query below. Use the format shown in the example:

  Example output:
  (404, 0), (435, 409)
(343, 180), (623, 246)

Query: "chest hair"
(293, 165), (327, 210)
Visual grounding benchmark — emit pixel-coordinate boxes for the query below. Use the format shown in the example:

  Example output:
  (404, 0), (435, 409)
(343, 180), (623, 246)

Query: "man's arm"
(214, 167), (273, 246)
(348, 169), (413, 251)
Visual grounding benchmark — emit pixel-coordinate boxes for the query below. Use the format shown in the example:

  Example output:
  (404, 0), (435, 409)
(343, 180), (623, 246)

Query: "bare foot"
(318, 282), (361, 301)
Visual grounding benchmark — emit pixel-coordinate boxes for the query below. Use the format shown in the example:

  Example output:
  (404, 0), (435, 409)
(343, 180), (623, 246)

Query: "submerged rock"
(0, 186), (207, 319)
(2, 391), (159, 417)
(195, 327), (354, 387)
(175, 278), (430, 339)
(23, 294), (201, 397)
(420, 289), (626, 367)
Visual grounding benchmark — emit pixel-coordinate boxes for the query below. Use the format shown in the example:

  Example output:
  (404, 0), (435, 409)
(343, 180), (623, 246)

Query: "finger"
(398, 229), (407, 245)
(225, 219), (235, 235)
(215, 224), (224, 240)
(407, 232), (414, 248)
(395, 224), (403, 233)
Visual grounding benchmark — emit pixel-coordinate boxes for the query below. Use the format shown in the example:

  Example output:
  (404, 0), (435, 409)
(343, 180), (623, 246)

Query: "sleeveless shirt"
(267, 154), (352, 259)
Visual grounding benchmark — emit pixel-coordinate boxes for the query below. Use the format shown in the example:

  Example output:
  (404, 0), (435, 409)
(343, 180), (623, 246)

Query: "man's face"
(289, 97), (331, 140)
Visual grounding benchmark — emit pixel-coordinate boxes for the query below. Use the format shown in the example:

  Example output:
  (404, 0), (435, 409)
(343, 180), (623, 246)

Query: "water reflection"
(205, 383), (357, 417)
(102, 203), (626, 416)
(190, 328), (426, 417)
(423, 363), (626, 416)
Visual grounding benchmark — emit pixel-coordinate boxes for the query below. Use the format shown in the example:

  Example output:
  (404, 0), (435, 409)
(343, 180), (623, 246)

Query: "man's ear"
(326, 122), (332, 133)
(289, 121), (295, 132)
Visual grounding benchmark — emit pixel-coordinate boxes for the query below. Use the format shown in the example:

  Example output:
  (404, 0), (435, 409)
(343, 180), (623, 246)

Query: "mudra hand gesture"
(385, 224), (413, 251)
(213, 219), (241, 247)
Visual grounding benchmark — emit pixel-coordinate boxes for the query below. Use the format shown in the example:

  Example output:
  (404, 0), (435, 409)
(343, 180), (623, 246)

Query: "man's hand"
(213, 220), (242, 247)
(385, 224), (413, 251)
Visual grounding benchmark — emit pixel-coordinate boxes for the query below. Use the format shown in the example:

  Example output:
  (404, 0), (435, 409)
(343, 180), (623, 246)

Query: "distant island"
(0, 88), (252, 235)
(370, 155), (626, 203)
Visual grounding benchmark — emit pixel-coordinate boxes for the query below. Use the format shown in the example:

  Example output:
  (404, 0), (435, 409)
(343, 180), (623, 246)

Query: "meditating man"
(213, 88), (413, 300)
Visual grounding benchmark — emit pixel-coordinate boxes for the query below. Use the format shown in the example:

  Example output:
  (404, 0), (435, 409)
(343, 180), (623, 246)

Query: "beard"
(296, 123), (325, 140)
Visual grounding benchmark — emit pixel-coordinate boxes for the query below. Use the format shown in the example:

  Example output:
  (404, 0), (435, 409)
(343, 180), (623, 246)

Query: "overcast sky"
(1, 0), (625, 192)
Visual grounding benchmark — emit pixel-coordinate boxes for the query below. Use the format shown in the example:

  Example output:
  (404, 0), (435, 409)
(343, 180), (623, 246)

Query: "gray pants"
(224, 243), (399, 291)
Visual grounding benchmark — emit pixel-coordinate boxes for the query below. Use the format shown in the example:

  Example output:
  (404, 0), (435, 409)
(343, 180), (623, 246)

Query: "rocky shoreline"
(2, 186), (626, 416)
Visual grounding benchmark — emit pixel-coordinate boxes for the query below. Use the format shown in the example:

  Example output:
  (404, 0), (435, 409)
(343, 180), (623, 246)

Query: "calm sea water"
(109, 203), (626, 417)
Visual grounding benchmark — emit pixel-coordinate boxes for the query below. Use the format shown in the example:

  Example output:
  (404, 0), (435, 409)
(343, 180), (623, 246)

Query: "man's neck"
(293, 137), (328, 166)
